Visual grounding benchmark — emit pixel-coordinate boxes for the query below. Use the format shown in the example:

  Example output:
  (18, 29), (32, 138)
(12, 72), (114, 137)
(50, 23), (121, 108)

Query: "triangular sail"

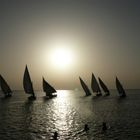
(91, 73), (101, 93)
(0, 75), (12, 95)
(98, 77), (110, 93)
(79, 77), (91, 96)
(43, 77), (56, 95)
(23, 65), (34, 95)
(116, 77), (126, 97)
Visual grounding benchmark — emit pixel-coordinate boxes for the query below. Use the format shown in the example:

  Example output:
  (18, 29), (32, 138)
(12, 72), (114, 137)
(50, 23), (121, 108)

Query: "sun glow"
(48, 42), (75, 70)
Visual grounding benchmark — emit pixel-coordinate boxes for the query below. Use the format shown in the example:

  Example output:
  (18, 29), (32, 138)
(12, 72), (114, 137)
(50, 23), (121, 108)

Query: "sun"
(51, 48), (72, 67)
(48, 42), (74, 69)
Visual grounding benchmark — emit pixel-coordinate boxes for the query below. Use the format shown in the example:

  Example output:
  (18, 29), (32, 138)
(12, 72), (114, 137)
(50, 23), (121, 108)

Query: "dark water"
(0, 90), (140, 140)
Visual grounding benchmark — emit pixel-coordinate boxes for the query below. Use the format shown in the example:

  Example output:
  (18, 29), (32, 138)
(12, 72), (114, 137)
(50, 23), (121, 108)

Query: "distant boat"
(23, 65), (36, 100)
(98, 77), (110, 96)
(42, 77), (57, 98)
(91, 73), (102, 96)
(116, 77), (126, 97)
(79, 77), (91, 96)
(0, 75), (12, 98)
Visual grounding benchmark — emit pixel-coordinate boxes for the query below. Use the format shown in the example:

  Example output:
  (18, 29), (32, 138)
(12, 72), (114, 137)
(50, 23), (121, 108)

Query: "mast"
(91, 73), (102, 95)
(79, 77), (91, 96)
(43, 77), (56, 96)
(23, 65), (34, 95)
(98, 77), (110, 94)
(0, 75), (12, 96)
(116, 77), (126, 97)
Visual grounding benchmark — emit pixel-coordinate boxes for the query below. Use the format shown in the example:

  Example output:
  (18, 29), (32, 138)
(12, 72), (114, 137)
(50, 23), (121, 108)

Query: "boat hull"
(104, 93), (110, 96)
(45, 94), (57, 98)
(120, 94), (126, 97)
(96, 93), (102, 96)
(28, 95), (36, 100)
(5, 94), (12, 98)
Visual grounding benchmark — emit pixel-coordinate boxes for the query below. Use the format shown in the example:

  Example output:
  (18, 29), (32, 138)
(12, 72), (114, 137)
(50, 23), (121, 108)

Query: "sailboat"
(23, 65), (36, 100)
(0, 75), (12, 98)
(91, 73), (102, 96)
(79, 77), (91, 96)
(116, 77), (126, 97)
(42, 77), (57, 98)
(98, 77), (110, 96)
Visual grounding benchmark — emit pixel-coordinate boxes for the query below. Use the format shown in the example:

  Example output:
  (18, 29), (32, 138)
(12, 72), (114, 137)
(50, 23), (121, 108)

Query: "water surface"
(0, 90), (140, 140)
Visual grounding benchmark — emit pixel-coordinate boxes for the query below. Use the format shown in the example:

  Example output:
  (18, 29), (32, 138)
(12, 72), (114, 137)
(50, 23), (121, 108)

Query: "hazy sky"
(1, 0), (140, 90)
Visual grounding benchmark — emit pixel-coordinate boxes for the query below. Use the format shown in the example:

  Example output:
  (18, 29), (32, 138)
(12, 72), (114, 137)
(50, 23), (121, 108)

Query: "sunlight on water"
(57, 90), (70, 98)
(52, 90), (74, 138)
(0, 90), (140, 139)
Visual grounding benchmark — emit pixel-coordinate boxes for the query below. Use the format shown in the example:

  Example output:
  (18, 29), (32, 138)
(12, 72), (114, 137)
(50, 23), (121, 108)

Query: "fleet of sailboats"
(0, 66), (127, 99)
(23, 65), (36, 100)
(0, 75), (12, 98)
(91, 73), (102, 96)
(79, 77), (91, 96)
(43, 77), (57, 98)
(116, 77), (126, 97)
(79, 74), (127, 97)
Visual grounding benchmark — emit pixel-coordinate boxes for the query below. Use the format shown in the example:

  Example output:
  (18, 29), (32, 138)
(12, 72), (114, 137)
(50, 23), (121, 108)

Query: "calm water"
(0, 90), (140, 140)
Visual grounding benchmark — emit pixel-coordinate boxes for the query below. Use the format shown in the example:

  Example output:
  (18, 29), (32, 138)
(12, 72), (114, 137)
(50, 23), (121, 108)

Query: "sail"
(91, 73), (101, 93)
(116, 77), (126, 97)
(79, 77), (91, 96)
(23, 65), (34, 95)
(0, 75), (12, 95)
(43, 77), (56, 95)
(98, 77), (110, 93)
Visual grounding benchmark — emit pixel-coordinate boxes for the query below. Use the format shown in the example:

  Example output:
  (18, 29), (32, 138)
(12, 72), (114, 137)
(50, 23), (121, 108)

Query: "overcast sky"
(1, 0), (140, 90)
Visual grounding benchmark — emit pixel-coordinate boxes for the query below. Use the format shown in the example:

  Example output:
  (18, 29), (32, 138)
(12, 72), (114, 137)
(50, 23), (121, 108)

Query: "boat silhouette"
(23, 65), (36, 100)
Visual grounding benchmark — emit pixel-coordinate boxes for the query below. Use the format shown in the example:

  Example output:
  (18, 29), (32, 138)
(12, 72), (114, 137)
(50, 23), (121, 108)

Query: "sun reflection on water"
(52, 90), (75, 137)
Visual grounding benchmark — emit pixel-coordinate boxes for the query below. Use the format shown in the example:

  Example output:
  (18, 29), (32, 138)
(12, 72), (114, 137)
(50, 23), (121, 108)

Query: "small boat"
(0, 75), (12, 98)
(79, 77), (91, 96)
(23, 65), (36, 100)
(116, 77), (126, 97)
(43, 77), (57, 98)
(91, 73), (102, 96)
(98, 77), (110, 96)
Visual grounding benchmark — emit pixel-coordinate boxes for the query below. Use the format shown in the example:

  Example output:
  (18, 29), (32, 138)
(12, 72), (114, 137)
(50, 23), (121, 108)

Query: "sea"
(0, 90), (140, 140)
